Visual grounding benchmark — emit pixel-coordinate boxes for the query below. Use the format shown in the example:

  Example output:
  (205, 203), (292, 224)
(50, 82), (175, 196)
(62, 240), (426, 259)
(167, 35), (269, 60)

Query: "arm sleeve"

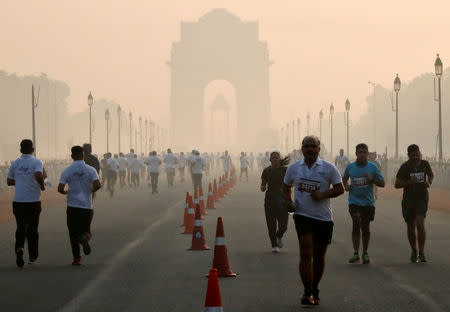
(34, 160), (43, 173)
(329, 164), (343, 185)
(283, 165), (294, 186)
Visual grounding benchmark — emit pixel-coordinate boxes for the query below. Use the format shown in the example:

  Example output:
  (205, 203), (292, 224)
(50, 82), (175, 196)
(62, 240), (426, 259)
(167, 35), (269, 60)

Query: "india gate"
(169, 9), (273, 151)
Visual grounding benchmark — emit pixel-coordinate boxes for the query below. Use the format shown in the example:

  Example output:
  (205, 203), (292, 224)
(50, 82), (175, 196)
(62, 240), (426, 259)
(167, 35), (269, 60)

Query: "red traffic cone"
(210, 217), (236, 277)
(199, 186), (207, 215)
(181, 199), (195, 234)
(193, 189), (203, 219)
(213, 179), (219, 202)
(206, 183), (215, 210)
(204, 269), (223, 312)
(180, 192), (190, 227)
(187, 205), (210, 250)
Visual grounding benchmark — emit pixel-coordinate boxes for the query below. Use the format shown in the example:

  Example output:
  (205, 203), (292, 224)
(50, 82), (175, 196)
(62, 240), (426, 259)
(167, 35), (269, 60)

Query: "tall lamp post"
(435, 54), (443, 162)
(117, 105), (121, 152)
(330, 103), (335, 159)
(139, 116), (143, 155)
(297, 118), (301, 147)
(144, 119), (148, 155)
(319, 109), (323, 142)
(345, 99), (351, 157)
(88, 91), (93, 145)
(394, 74), (401, 159)
(307, 113), (310, 135)
(286, 122), (290, 153)
(291, 120), (295, 150)
(129, 112), (132, 149)
(105, 109), (110, 153)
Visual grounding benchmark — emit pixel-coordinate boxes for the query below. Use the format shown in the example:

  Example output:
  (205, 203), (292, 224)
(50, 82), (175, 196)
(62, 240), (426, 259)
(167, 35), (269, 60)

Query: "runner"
(163, 148), (177, 187)
(395, 144), (434, 263)
(129, 154), (141, 188)
(262, 151), (271, 169)
(7, 139), (46, 267)
(239, 152), (249, 182)
(145, 151), (161, 194)
(220, 150), (232, 175)
(283, 135), (344, 305)
(343, 143), (385, 264)
(178, 152), (186, 182)
(58, 146), (101, 265)
(106, 153), (118, 197)
(83, 143), (100, 174)
(260, 151), (289, 253)
(125, 148), (135, 186)
(335, 148), (349, 177)
(117, 152), (128, 189)
(191, 150), (204, 191)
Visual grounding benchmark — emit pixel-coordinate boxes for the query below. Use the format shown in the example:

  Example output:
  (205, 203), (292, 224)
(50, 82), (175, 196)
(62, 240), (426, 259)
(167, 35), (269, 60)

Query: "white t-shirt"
(129, 158), (141, 173)
(59, 160), (99, 209)
(240, 156), (249, 169)
(335, 155), (349, 175)
(117, 157), (128, 172)
(8, 154), (43, 202)
(284, 158), (342, 222)
(125, 152), (135, 161)
(191, 155), (204, 174)
(221, 154), (231, 172)
(164, 153), (177, 169)
(178, 155), (186, 168)
(107, 158), (119, 172)
(146, 155), (161, 173)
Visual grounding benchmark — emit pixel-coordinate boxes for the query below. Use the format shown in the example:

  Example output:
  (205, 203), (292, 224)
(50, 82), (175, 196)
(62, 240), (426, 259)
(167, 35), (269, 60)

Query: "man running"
(146, 151), (161, 194)
(129, 154), (141, 188)
(191, 150), (204, 191)
(7, 139), (46, 267)
(178, 152), (186, 182)
(163, 148), (177, 187)
(335, 148), (349, 177)
(283, 136), (344, 305)
(395, 144), (434, 263)
(125, 148), (135, 186)
(221, 150), (232, 175)
(117, 152), (128, 188)
(240, 152), (249, 182)
(58, 146), (101, 265)
(343, 143), (385, 264)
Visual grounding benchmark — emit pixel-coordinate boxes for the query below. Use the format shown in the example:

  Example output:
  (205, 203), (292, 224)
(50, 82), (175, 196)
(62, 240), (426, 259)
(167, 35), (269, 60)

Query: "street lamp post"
(105, 109), (110, 153)
(345, 99), (351, 157)
(307, 113), (310, 135)
(330, 104), (335, 159)
(297, 118), (301, 147)
(291, 120), (295, 150)
(319, 109), (323, 142)
(394, 74), (401, 159)
(139, 116), (142, 155)
(129, 112), (132, 149)
(286, 122), (290, 153)
(117, 105), (121, 152)
(145, 119), (148, 155)
(88, 91), (93, 145)
(435, 54), (443, 162)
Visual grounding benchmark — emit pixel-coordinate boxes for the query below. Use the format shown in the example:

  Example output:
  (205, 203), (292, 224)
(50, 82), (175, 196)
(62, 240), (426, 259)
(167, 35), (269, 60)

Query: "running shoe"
(348, 254), (360, 263)
(271, 247), (280, 253)
(72, 257), (82, 266)
(301, 294), (314, 305)
(276, 237), (283, 249)
(362, 253), (370, 264)
(81, 237), (91, 255)
(15, 247), (24, 268)
(29, 258), (37, 265)
(418, 252), (427, 263)
(410, 251), (418, 263)
(312, 289), (320, 306)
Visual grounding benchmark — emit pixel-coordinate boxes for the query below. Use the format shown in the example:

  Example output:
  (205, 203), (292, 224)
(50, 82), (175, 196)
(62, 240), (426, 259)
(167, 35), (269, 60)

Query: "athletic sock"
(303, 282), (312, 296)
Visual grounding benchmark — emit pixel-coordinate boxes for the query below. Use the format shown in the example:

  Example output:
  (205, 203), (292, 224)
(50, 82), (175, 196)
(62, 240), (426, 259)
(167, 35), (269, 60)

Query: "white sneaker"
(276, 237), (283, 248)
(272, 247), (280, 253)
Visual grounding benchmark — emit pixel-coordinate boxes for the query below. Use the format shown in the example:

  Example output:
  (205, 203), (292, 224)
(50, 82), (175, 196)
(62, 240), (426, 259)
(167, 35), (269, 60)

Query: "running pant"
(192, 173), (202, 190)
(264, 195), (288, 248)
(166, 168), (175, 186)
(178, 167), (185, 181)
(131, 172), (140, 187)
(13, 201), (41, 259)
(150, 173), (159, 192)
(67, 206), (94, 259)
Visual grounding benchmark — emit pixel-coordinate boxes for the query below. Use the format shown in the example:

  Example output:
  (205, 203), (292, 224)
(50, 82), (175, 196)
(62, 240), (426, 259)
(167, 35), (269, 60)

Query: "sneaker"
(410, 251), (418, 263)
(348, 254), (360, 263)
(312, 289), (320, 306)
(15, 248), (24, 268)
(80, 234), (91, 255)
(418, 252), (427, 263)
(28, 258), (38, 265)
(271, 247), (280, 253)
(276, 237), (283, 249)
(301, 294), (314, 305)
(72, 257), (82, 266)
(362, 253), (370, 264)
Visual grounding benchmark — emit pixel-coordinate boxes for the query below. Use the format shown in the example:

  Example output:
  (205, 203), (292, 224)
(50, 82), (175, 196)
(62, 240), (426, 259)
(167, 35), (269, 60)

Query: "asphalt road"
(0, 169), (449, 312)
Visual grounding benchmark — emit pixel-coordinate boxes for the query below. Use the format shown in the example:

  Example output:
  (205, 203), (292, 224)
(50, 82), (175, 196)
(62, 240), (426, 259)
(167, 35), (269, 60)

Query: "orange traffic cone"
(199, 186), (207, 215)
(210, 217), (236, 277)
(206, 183), (215, 210)
(204, 269), (223, 312)
(181, 200), (195, 234)
(180, 192), (190, 227)
(213, 179), (219, 202)
(187, 205), (210, 250)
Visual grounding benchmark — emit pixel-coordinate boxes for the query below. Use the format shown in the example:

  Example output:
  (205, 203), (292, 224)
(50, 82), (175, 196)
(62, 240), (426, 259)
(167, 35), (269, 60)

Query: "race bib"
(353, 177), (368, 187)
(410, 172), (425, 183)
(298, 178), (320, 193)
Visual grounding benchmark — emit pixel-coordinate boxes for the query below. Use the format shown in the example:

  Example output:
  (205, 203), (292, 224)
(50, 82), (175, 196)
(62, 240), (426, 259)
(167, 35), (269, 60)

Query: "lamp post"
(307, 113), (310, 135)
(345, 99), (350, 157)
(330, 103), (335, 159)
(105, 109), (110, 153)
(286, 122), (290, 153)
(394, 74), (401, 159)
(319, 109), (323, 142)
(435, 54), (443, 162)
(368, 81), (377, 151)
(117, 105), (121, 152)
(139, 116), (142, 155)
(145, 119), (148, 155)
(291, 120), (295, 150)
(129, 112), (132, 149)
(297, 118), (301, 147)
(88, 91), (93, 145)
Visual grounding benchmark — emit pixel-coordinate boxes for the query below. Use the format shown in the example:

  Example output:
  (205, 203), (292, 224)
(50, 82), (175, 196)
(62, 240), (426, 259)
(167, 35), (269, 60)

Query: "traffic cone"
(192, 189), (204, 219)
(204, 269), (223, 312)
(187, 205), (210, 250)
(213, 179), (219, 202)
(181, 200), (195, 234)
(209, 217), (236, 277)
(206, 183), (215, 210)
(180, 192), (190, 227)
(199, 186), (207, 215)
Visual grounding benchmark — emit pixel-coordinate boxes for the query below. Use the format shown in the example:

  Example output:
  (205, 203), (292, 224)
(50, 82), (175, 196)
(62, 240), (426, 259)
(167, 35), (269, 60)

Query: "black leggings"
(67, 207), (94, 259)
(264, 195), (289, 248)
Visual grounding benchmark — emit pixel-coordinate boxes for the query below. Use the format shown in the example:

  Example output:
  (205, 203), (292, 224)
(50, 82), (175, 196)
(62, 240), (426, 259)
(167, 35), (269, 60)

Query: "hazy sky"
(1, 0), (449, 127)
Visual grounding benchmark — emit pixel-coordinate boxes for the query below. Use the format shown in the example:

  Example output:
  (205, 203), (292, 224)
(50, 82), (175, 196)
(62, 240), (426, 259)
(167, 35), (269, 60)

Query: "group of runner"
(259, 136), (434, 306)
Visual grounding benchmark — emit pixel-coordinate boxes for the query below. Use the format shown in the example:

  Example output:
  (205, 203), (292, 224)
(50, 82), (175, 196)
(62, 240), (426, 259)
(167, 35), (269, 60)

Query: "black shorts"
(293, 214), (334, 245)
(402, 199), (428, 222)
(349, 204), (375, 222)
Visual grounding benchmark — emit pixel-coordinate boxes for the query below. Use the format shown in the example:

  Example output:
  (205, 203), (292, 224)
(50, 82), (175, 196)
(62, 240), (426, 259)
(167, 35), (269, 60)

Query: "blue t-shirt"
(343, 161), (384, 207)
